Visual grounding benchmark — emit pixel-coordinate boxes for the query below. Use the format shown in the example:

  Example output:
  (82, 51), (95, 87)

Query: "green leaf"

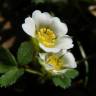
(0, 47), (17, 65)
(0, 67), (24, 87)
(65, 69), (79, 79)
(17, 41), (33, 65)
(0, 63), (15, 73)
(52, 75), (71, 89)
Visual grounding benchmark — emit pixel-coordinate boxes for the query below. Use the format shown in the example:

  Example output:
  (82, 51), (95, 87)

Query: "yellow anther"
(46, 54), (63, 70)
(40, 28), (43, 32)
(43, 28), (46, 32)
(36, 27), (57, 48)
(47, 29), (50, 32)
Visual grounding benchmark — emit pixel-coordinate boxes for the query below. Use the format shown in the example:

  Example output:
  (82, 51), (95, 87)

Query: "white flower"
(22, 10), (73, 53)
(39, 51), (77, 75)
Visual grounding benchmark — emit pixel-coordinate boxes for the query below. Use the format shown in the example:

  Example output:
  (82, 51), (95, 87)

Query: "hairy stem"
(25, 68), (43, 77)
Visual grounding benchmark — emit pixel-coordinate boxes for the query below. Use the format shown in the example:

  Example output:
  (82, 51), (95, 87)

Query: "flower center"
(46, 54), (63, 70)
(36, 27), (57, 48)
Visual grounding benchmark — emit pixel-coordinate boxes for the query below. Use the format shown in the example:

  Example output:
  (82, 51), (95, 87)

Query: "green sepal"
(31, 38), (40, 52)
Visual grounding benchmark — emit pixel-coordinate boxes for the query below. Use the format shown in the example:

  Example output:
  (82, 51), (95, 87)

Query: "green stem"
(25, 68), (43, 77)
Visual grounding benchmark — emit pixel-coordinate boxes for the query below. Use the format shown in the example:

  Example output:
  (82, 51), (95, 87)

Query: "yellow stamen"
(36, 27), (57, 48)
(46, 54), (63, 70)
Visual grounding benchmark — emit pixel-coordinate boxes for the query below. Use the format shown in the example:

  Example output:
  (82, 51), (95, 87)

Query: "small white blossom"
(22, 10), (73, 53)
(39, 51), (77, 75)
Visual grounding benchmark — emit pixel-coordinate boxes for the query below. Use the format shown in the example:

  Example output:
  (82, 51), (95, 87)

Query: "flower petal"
(32, 10), (51, 28)
(63, 52), (77, 68)
(51, 17), (68, 37)
(56, 35), (74, 50)
(22, 17), (35, 37)
(39, 36), (73, 53)
(39, 43), (60, 53)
